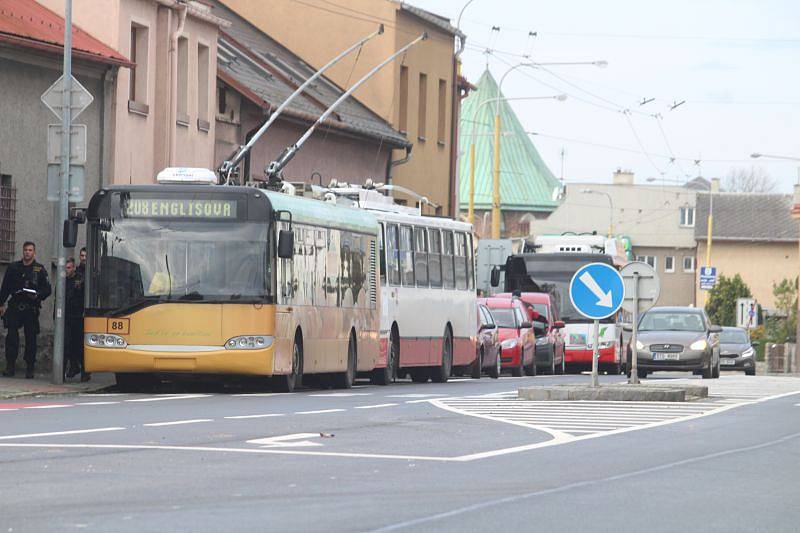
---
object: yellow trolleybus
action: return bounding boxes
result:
[83,169,380,392]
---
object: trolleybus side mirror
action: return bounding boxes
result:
[63,219,79,248]
[278,230,294,259]
[490,266,500,287]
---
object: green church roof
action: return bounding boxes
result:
[459,70,561,212]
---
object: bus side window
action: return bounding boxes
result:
[378,223,386,285]
[386,224,400,286]
[399,225,415,286]
[413,226,428,287]
[454,232,467,290]
[428,228,442,288]
[327,229,340,307]
[442,230,455,289]
[467,233,475,290]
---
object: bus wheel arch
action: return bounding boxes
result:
[333,328,357,389]
[273,328,303,392]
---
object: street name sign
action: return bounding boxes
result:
[41,74,94,121]
[569,262,625,320]
[699,266,717,290]
[621,261,660,315]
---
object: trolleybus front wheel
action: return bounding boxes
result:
[431,328,453,383]
[274,335,303,392]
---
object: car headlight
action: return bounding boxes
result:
[500,338,518,349]
[86,333,127,349]
[225,336,273,350]
[690,339,708,351]
[741,348,754,358]
[636,340,645,350]
[535,337,549,346]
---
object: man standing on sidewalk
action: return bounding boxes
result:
[0,242,52,378]
[64,257,87,381]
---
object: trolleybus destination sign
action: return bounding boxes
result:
[123,198,238,219]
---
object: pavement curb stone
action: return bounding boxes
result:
[0,373,115,399]
[517,384,708,402]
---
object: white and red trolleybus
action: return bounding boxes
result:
[323,185,477,384]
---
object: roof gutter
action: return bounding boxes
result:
[386,144,412,185]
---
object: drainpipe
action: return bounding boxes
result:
[385,145,412,186]
[168,1,188,166]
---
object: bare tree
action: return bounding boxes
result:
[723,166,776,193]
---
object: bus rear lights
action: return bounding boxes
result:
[225,336,273,350]
[86,333,127,349]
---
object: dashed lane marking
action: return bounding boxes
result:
[142,419,213,427]
[223,414,285,419]
[125,394,212,403]
[24,404,71,409]
[76,401,120,406]
[295,409,346,415]
[309,393,372,397]
[0,427,126,440]
[386,394,448,399]
[354,403,398,409]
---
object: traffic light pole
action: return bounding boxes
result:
[52,0,72,384]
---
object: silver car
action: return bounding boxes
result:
[626,307,722,379]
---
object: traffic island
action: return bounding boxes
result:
[518,383,708,402]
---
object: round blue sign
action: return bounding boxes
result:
[569,262,625,320]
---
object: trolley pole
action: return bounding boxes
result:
[52,0,72,384]
[591,319,600,388]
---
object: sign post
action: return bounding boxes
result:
[621,262,660,385]
[569,263,625,387]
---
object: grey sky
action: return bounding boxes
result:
[410,0,800,191]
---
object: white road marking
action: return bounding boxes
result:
[405,398,454,404]
[24,405,71,409]
[247,433,324,448]
[224,414,285,420]
[295,409,346,415]
[386,394,448,399]
[0,427,125,440]
[75,401,120,406]
[232,393,284,397]
[354,403,398,409]
[126,394,211,403]
[0,408,19,412]
[143,419,213,427]
[309,393,371,397]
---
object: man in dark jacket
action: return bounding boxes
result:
[0,242,52,378]
[64,257,86,380]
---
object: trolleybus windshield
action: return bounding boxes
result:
[88,218,269,312]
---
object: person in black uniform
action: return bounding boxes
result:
[64,258,87,380]
[0,242,52,378]
[76,247,86,278]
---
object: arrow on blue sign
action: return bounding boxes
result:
[569,262,625,320]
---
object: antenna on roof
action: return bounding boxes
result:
[264,33,428,189]
[216,25,385,185]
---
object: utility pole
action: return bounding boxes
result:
[491,112,501,238]
[52,0,72,384]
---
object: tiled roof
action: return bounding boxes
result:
[0,0,131,67]
[213,0,409,149]
[695,193,799,242]
[459,70,560,211]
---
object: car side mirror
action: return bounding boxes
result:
[709,325,723,333]
[480,323,497,331]
[490,266,500,287]
[520,321,532,329]
[278,230,294,259]
[554,320,565,329]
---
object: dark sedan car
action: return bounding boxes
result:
[627,307,722,379]
[719,327,757,375]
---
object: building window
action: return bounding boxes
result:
[418,73,427,141]
[217,86,227,115]
[399,66,408,133]
[197,43,210,130]
[129,23,149,111]
[636,255,656,269]
[664,256,675,273]
[437,79,447,146]
[0,174,16,263]
[683,256,696,272]
[176,36,189,124]
[680,206,695,227]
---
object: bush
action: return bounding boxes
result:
[705,274,752,326]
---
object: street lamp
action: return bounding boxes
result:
[581,188,614,237]
[484,60,606,238]
[467,94,567,227]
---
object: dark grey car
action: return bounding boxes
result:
[719,327,757,375]
[626,307,722,379]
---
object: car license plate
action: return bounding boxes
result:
[720,358,736,366]
[652,352,679,361]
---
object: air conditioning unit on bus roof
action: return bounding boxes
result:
[157,167,217,185]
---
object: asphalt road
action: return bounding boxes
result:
[1,372,799,532]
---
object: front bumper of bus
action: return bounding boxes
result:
[84,344,276,376]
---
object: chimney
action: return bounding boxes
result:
[612,168,634,185]
[711,178,721,193]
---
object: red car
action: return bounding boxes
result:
[479,297,536,376]
[496,292,566,375]
[471,303,501,379]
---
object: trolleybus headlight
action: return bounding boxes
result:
[225,336,273,350]
[85,333,127,349]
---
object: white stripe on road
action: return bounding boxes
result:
[224,414,285,420]
[0,427,126,440]
[232,393,284,397]
[309,393,371,397]
[76,402,120,406]
[0,409,19,412]
[295,409,346,415]
[24,405,71,409]
[126,394,211,403]
[142,419,213,427]
[386,394,448,399]
[354,403,398,409]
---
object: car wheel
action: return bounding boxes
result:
[273,335,303,392]
[471,348,483,379]
[637,369,648,379]
[701,358,713,379]
[745,367,756,376]
[489,350,501,379]
[557,354,565,375]
[712,359,720,379]
[511,353,524,377]
[332,332,357,389]
[525,348,537,376]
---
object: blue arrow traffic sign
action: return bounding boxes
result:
[569,262,625,320]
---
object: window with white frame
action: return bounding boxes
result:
[636,255,656,269]
[680,206,695,227]
[664,256,675,273]
[683,256,696,272]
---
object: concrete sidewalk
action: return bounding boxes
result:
[0,372,114,399]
